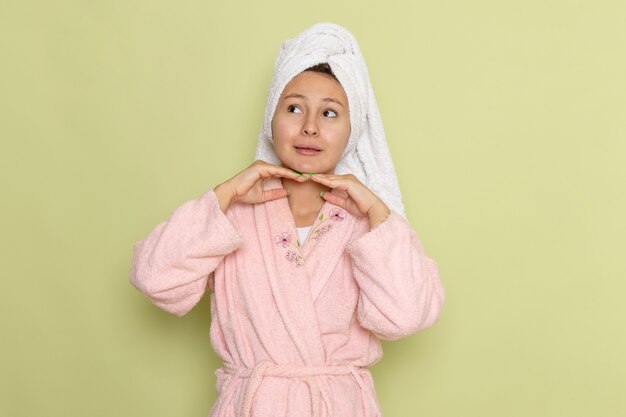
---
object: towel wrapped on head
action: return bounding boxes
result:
[255,22,406,218]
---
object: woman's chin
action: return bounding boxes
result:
[280,159,334,175]
[283,161,314,174]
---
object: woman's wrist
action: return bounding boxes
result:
[214,181,236,213]
[367,201,391,230]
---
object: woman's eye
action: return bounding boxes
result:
[323,109,337,118]
[287,105,302,113]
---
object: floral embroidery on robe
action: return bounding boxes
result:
[274,232,304,267]
[274,208,348,267]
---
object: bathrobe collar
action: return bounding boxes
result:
[253,177,357,365]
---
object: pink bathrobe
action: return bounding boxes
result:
[130,178,444,417]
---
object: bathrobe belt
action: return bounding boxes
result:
[220,360,379,417]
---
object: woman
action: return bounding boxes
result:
[130,22,444,417]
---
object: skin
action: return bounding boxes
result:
[214,70,390,229]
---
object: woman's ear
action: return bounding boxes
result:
[269,116,276,140]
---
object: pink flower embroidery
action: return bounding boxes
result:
[275,232,292,248]
[285,250,304,267]
[276,233,304,267]
[329,208,346,221]
[275,208,346,267]
[312,223,332,240]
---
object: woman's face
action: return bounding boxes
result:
[271,70,350,175]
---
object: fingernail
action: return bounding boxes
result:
[291,169,303,176]
[309,172,315,176]
[319,191,325,197]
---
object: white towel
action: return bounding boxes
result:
[255,22,406,218]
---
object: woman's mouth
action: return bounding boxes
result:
[294,146,322,156]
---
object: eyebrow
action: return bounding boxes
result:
[281,93,345,108]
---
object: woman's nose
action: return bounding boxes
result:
[302,114,319,136]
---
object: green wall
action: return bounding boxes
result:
[2,1,624,416]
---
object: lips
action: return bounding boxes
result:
[294,145,322,151]
[294,145,322,156]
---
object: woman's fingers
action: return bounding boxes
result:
[307,174,350,190]
[321,190,362,217]
[321,191,348,209]
[320,190,341,205]
[261,188,288,202]
[255,161,307,182]
[311,173,380,217]
[222,161,309,207]
[308,173,368,194]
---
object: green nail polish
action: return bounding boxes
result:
[319,191,325,197]
[309,172,315,176]
[292,170,302,176]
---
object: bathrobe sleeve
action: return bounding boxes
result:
[129,188,243,316]
[346,211,444,341]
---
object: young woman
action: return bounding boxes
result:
[130,22,444,417]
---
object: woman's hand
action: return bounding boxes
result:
[306,173,391,230]
[214,160,307,212]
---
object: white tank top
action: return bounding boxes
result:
[296,225,313,246]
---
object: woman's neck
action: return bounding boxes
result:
[281,177,330,227]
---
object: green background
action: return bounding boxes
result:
[2,1,624,416]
